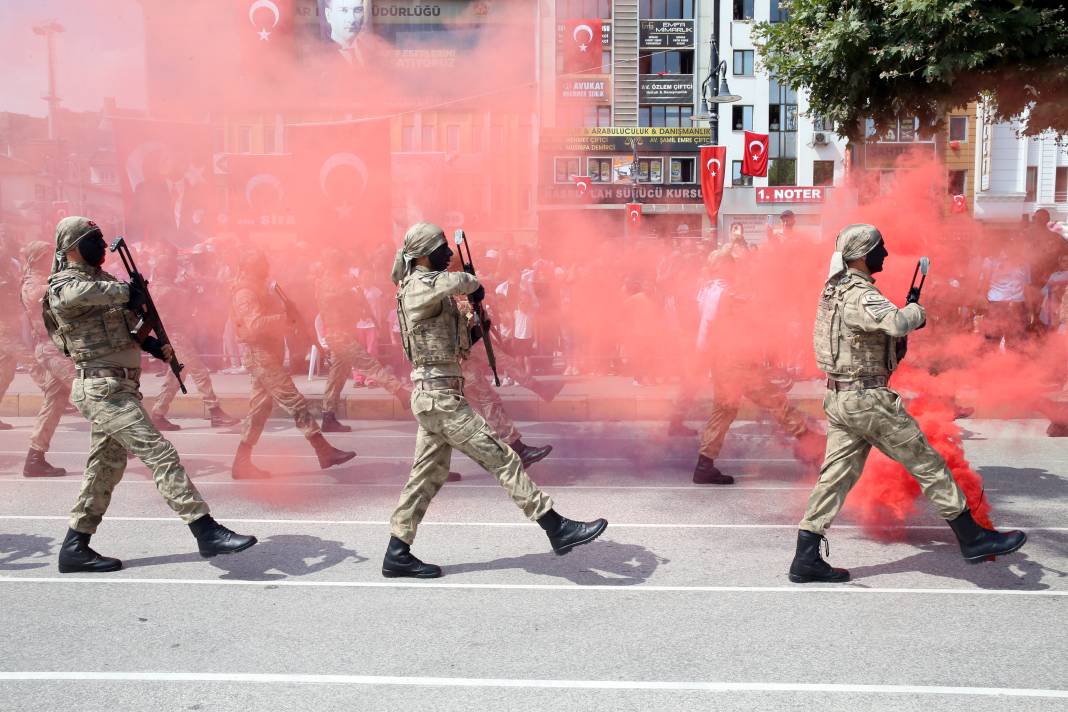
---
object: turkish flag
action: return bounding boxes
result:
[112,117,215,247]
[625,202,642,229]
[563,19,602,73]
[699,146,727,221]
[287,119,392,244]
[574,175,593,202]
[742,131,769,177]
[237,0,296,68]
[951,194,967,213]
[225,154,295,230]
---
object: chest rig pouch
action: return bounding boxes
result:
[45,270,134,362]
[397,275,471,367]
[813,280,842,374]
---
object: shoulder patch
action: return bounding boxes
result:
[861,291,897,321]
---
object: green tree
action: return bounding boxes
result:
[753,1,1068,140]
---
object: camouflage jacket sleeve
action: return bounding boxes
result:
[842,282,926,337]
[404,271,480,316]
[232,285,286,335]
[52,274,130,309]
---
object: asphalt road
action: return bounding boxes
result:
[0,415,1065,711]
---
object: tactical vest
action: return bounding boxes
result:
[44,268,135,363]
[397,274,471,367]
[813,276,897,379]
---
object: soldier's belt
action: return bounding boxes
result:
[415,377,464,391]
[826,376,888,392]
[77,367,142,381]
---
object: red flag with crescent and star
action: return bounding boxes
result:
[573,175,593,202]
[563,19,602,73]
[287,119,392,240]
[225,154,295,231]
[625,202,642,229]
[951,194,967,213]
[699,145,727,221]
[742,130,769,177]
[237,0,296,79]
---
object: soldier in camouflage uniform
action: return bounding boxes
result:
[0,226,43,432]
[382,223,607,578]
[147,253,238,431]
[790,224,1026,583]
[44,216,257,573]
[19,240,75,477]
[230,250,355,479]
[314,250,410,432]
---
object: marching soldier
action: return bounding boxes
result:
[230,250,355,479]
[384,222,606,578]
[44,217,256,572]
[790,224,1026,583]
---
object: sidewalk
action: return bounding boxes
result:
[2,372,1063,421]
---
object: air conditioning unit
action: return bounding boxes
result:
[813,132,829,146]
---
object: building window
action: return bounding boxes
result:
[866,117,926,143]
[641,50,694,74]
[601,49,612,74]
[733,0,754,21]
[770,0,789,22]
[1024,166,1038,202]
[263,127,276,154]
[732,50,754,76]
[555,157,581,183]
[1056,167,1068,203]
[768,158,797,186]
[732,161,752,187]
[640,0,694,18]
[813,160,835,186]
[949,116,968,142]
[558,0,612,19]
[446,125,461,153]
[421,126,435,150]
[769,76,798,161]
[670,157,696,183]
[732,105,753,131]
[948,169,967,196]
[637,157,663,183]
[582,105,612,128]
[640,105,692,127]
[589,157,612,182]
[812,115,833,132]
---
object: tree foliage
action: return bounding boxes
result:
[752,0,1068,140]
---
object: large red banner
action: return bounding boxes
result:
[563,19,603,74]
[112,118,215,247]
[742,130,769,177]
[225,154,295,230]
[286,119,392,243]
[699,146,727,221]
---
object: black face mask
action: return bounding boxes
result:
[865,241,888,274]
[427,243,453,272]
[78,233,107,268]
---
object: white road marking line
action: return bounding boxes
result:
[0,576,1063,597]
[1,515,1063,531]
[0,672,1065,698]
[0,480,817,490]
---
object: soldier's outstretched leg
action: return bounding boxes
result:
[695,386,739,485]
[464,358,552,468]
[24,367,70,477]
[151,336,238,431]
[322,336,410,433]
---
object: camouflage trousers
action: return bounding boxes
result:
[29,341,74,452]
[68,376,209,533]
[240,344,320,446]
[700,365,808,459]
[799,387,967,535]
[390,386,553,544]
[0,331,44,401]
[151,332,220,418]
[462,357,520,444]
[322,331,405,414]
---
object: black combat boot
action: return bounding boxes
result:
[510,439,553,468]
[446,472,463,482]
[382,536,442,578]
[788,530,850,583]
[537,509,608,555]
[208,406,239,427]
[693,455,734,485]
[189,515,257,558]
[231,442,271,480]
[321,412,352,433]
[1047,422,1068,437]
[667,419,697,437]
[530,379,565,403]
[309,433,356,469]
[0,420,12,430]
[947,509,1027,562]
[58,528,122,573]
[23,448,65,477]
[152,415,181,431]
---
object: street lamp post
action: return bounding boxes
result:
[33,20,64,142]
[691,35,741,242]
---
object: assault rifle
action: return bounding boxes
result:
[454,229,500,387]
[271,281,317,349]
[109,237,186,393]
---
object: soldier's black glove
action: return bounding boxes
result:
[126,281,148,312]
[469,285,485,303]
[140,335,167,361]
[463,263,476,276]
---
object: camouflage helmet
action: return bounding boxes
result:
[391,222,446,284]
[51,216,103,275]
[827,223,883,280]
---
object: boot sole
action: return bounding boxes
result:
[553,521,608,556]
[199,536,258,559]
[788,572,851,584]
[23,471,67,478]
[381,568,442,579]
[59,561,123,573]
[964,533,1027,563]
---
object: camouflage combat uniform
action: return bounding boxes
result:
[390,265,553,544]
[799,267,967,535]
[45,224,209,534]
[0,259,44,417]
[149,277,222,419]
